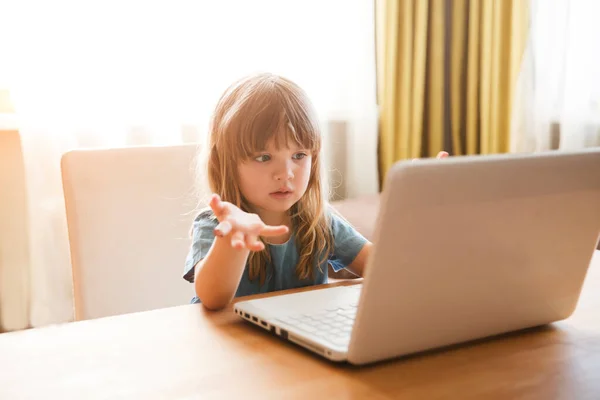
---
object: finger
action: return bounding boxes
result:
[230,231,246,250]
[209,194,226,217]
[209,193,220,207]
[260,225,289,237]
[245,234,264,252]
[437,151,449,159]
[214,220,232,237]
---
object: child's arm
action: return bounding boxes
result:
[194,195,288,311]
[346,241,373,277]
[194,235,251,311]
[327,208,371,279]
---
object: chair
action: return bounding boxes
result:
[61,144,202,320]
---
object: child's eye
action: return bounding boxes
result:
[254,154,271,162]
[292,152,308,160]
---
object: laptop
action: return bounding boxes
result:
[234,149,600,365]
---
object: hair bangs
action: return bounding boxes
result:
[225,82,321,160]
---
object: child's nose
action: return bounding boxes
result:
[274,162,294,181]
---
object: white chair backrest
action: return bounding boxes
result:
[61,144,204,320]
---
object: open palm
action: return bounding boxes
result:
[209,194,288,251]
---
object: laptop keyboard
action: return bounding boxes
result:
[275,303,358,348]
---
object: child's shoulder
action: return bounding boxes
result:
[325,203,350,227]
[192,207,218,228]
[194,207,216,220]
[325,202,367,240]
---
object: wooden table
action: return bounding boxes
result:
[1,251,599,399]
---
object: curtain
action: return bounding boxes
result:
[376,0,529,183]
[511,0,600,152]
[0,0,378,331]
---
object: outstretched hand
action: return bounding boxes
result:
[209,194,289,252]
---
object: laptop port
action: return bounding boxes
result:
[280,329,288,340]
[260,320,268,327]
[252,316,258,322]
[244,313,250,319]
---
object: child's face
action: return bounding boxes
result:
[237,138,312,215]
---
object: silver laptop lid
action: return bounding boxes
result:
[349,149,600,365]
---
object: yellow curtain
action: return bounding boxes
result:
[376,0,529,183]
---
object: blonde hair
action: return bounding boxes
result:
[198,72,333,285]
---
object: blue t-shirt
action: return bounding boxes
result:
[182,207,367,303]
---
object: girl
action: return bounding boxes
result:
[183,72,445,310]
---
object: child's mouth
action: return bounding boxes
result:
[270,189,293,199]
